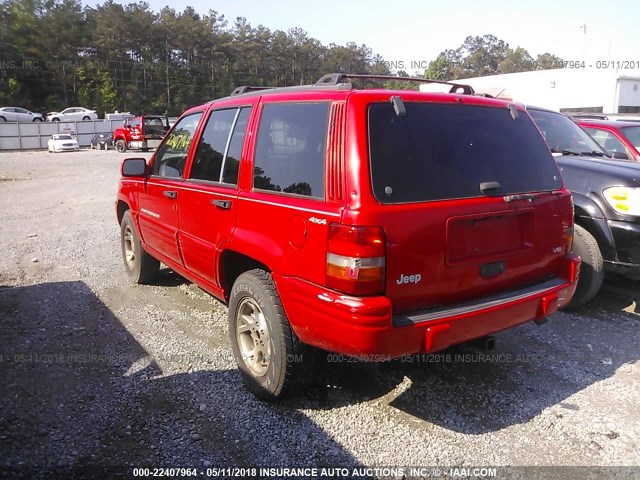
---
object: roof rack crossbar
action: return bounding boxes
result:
[314,73,475,95]
[231,86,273,96]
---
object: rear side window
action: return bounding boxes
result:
[368,103,562,203]
[191,109,236,182]
[621,125,640,149]
[190,107,250,185]
[253,102,329,199]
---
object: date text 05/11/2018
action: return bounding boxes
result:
[558,60,640,69]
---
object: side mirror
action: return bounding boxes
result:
[612,152,629,160]
[122,158,147,177]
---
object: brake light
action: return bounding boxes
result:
[326,224,385,295]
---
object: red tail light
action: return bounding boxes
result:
[326,224,385,295]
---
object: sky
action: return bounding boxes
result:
[92,0,640,75]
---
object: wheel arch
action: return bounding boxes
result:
[218,249,270,302]
[572,193,617,262]
[116,200,130,225]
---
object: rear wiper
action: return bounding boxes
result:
[479,181,501,194]
[550,148,581,156]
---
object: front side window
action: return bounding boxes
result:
[253,102,329,199]
[152,112,203,178]
[190,107,251,185]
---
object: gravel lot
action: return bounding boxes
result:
[0,150,639,477]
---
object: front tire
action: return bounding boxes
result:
[567,224,604,308]
[120,210,160,284]
[115,139,127,153]
[228,269,316,401]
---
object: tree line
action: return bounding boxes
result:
[0,0,563,116]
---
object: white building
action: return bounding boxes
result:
[420,68,640,117]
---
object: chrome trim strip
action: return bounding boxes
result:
[394,277,565,327]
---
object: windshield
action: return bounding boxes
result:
[621,126,640,150]
[368,102,562,203]
[527,109,606,156]
[56,135,72,140]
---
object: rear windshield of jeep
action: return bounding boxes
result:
[368,102,562,203]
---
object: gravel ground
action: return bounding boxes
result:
[0,150,639,478]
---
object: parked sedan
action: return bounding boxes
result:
[90,133,113,150]
[46,107,98,122]
[0,107,44,122]
[48,134,79,153]
[577,119,640,161]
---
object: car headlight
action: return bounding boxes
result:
[603,186,640,216]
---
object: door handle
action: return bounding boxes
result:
[163,190,177,199]
[211,199,232,209]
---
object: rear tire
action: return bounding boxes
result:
[567,224,604,308]
[228,269,316,401]
[120,210,160,284]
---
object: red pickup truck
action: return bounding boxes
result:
[112,115,169,153]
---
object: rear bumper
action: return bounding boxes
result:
[275,253,580,359]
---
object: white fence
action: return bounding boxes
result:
[0,118,178,151]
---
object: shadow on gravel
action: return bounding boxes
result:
[290,276,640,435]
[0,281,363,469]
[583,274,640,315]
[152,268,192,288]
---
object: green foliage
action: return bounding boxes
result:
[383,70,418,90]
[425,35,563,81]
[0,0,390,115]
[425,54,453,80]
[1,3,565,114]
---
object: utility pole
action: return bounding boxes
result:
[580,24,587,60]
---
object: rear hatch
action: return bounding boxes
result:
[366,100,572,313]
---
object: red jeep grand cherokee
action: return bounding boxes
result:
[116,73,580,400]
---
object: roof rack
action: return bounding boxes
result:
[230,86,273,96]
[314,73,475,95]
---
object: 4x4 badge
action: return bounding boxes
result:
[309,217,327,225]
